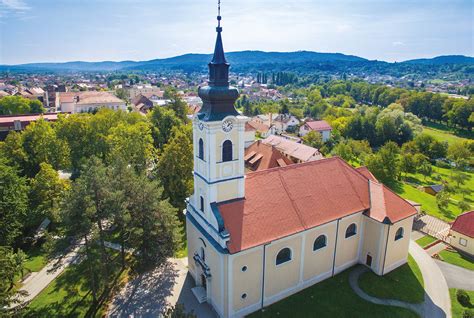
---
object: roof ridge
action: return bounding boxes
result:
[337,159,369,209]
[245,156,339,178]
[277,169,308,229]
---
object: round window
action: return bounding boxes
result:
[242,266,248,272]
[241,293,247,299]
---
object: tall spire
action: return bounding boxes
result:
[197,0,239,121]
[211,0,227,64]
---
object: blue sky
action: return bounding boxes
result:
[0,0,472,64]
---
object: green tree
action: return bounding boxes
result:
[302,130,324,149]
[21,119,70,176]
[0,247,27,312]
[29,162,69,226]
[436,191,450,210]
[367,141,400,183]
[0,159,29,246]
[399,153,416,178]
[149,107,181,149]
[107,121,155,171]
[164,87,188,122]
[447,141,472,169]
[155,125,193,212]
[0,95,45,115]
[458,200,470,213]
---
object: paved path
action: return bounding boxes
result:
[435,260,474,291]
[108,258,216,318]
[349,241,451,318]
[425,242,447,256]
[411,230,425,241]
[349,266,423,316]
[409,240,451,318]
[17,244,81,304]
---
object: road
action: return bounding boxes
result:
[435,260,474,291]
[409,240,452,318]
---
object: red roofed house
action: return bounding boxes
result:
[299,120,332,142]
[449,211,474,256]
[185,17,417,318]
[57,91,126,114]
[0,113,63,139]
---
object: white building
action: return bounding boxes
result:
[57,92,126,113]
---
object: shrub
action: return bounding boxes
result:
[463,308,474,318]
[457,289,471,307]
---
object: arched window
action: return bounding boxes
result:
[313,235,327,251]
[345,223,357,238]
[198,138,204,160]
[222,140,233,162]
[200,196,204,212]
[276,248,292,265]
[200,247,205,262]
[395,227,404,241]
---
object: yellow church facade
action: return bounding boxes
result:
[185,11,417,318]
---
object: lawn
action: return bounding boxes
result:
[438,249,474,271]
[14,244,49,286]
[449,289,474,318]
[248,267,418,318]
[393,182,459,221]
[25,253,127,318]
[422,122,473,144]
[415,235,438,248]
[358,255,424,304]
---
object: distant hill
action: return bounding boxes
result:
[0,51,367,72]
[0,52,472,77]
[403,55,474,65]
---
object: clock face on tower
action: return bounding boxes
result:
[222,120,233,132]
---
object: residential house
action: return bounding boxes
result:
[244,140,293,171]
[273,114,300,134]
[261,135,324,163]
[449,211,474,256]
[299,120,332,142]
[246,119,274,138]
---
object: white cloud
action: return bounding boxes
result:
[392,41,405,46]
[0,0,30,18]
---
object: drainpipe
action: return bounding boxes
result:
[331,218,341,276]
[381,225,391,275]
[260,243,269,310]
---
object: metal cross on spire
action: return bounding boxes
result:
[217,0,222,30]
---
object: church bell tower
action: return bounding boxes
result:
[188,4,247,246]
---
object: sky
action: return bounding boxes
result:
[0,0,473,65]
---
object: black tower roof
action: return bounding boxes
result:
[197,2,239,122]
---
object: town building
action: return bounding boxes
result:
[0,113,62,139]
[57,91,126,113]
[272,114,300,134]
[261,135,323,163]
[128,84,164,101]
[449,211,474,256]
[244,140,293,171]
[185,12,417,318]
[299,120,332,142]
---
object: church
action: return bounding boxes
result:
[185,10,418,318]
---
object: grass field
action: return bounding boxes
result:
[422,122,473,144]
[358,255,424,304]
[415,235,438,248]
[248,267,418,318]
[438,250,474,271]
[26,253,127,318]
[449,289,474,318]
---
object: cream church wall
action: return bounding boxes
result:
[302,221,337,281]
[334,212,363,274]
[360,217,385,275]
[186,218,228,317]
[383,216,414,274]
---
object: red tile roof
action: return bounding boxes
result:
[218,157,417,253]
[262,135,323,162]
[247,120,271,133]
[356,166,378,182]
[305,120,332,131]
[244,141,293,171]
[0,113,62,127]
[451,211,474,238]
